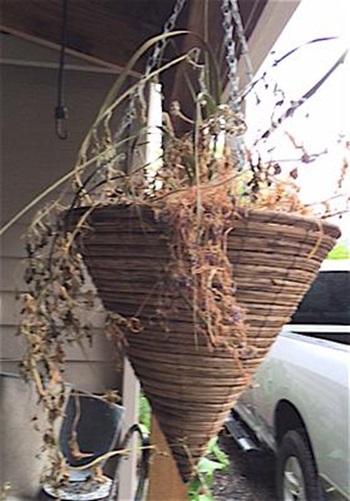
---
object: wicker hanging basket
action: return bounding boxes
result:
[68,204,340,482]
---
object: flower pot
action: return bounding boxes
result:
[68,204,340,481]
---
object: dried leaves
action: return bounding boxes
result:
[19,206,100,485]
[18,98,315,488]
[162,184,248,355]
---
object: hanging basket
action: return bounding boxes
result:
[68,204,340,482]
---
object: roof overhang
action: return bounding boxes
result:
[0,0,300,130]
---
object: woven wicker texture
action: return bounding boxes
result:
[70,205,340,482]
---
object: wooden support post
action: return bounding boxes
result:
[118,359,140,501]
[119,81,166,500]
[147,416,188,501]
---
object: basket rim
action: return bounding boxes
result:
[67,203,341,238]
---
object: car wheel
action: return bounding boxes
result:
[276,429,324,501]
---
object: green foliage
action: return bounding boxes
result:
[327,241,350,260]
[138,392,152,434]
[137,395,229,500]
[188,436,229,501]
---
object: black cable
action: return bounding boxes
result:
[55,0,69,140]
[108,423,150,501]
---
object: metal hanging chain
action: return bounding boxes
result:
[229,0,253,84]
[221,0,240,112]
[115,0,187,141]
[145,0,187,75]
[221,0,253,169]
[221,0,253,112]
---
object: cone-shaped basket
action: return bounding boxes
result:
[69,204,340,482]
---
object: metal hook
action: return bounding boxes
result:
[55,105,68,140]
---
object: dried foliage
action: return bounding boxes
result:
[18,105,312,486]
[11,34,347,489]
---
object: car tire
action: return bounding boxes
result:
[276,429,324,501]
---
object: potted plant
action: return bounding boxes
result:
[11,13,342,495]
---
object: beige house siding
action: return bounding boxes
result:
[0,35,122,393]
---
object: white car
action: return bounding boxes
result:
[226,260,350,501]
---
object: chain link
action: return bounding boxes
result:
[115,0,251,170]
[221,0,253,168]
[145,0,186,76]
[229,0,253,83]
[115,0,186,141]
[221,0,239,111]
[221,0,253,111]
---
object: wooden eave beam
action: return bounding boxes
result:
[0,0,270,124]
[0,0,164,76]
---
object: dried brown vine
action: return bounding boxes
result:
[12,33,347,490]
